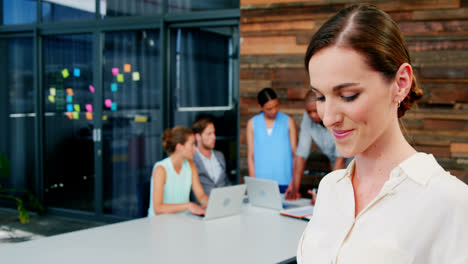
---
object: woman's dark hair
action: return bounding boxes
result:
[304,4,423,118]
[257,88,278,107]
[161,126,193,154]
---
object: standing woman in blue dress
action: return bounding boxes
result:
[148,126,208,216]
[246,88,298,193]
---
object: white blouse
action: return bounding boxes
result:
[297,152,468,264]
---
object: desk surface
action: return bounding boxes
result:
[0,202,309,264]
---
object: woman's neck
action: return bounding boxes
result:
[170,154,185,173]
[264,114,276,128]
[354,120,416,184]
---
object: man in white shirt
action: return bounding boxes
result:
[192,116,230,197]
[285,90,347,201]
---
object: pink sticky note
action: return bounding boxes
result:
[85,104,93,112]
[105,99,112,108]
[112,68,119,76]
[89,85,95,93]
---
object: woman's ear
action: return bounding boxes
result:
[174,143,182,152]
[393,63,413,102]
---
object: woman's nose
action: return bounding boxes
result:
[320,101,340,128]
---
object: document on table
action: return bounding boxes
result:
[280,205,314,219]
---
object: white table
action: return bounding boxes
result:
[0,202,310,264]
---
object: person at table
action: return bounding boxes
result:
[192,115,231,196]
[285,90,347,201]
[297,4,468,263]
[148,126,208,216]
[246,88,297,193]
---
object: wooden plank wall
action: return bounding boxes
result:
[239,0,468,183]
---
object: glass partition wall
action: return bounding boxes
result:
[0,0,239,221]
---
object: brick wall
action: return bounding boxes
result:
[239,0,468,183]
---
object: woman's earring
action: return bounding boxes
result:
[398,100,401,108]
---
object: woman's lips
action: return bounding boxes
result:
[332,129,353,139]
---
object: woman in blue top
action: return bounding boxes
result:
[148,126,208,216]
[246,88,297,193]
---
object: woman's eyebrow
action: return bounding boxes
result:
[333,83,359,92]
[309,83,359,93]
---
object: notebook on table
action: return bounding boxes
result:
[280,205,314,220]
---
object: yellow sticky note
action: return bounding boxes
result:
[85,112,93,120]
[74,104,80,112]
[132,72,140,81]
[117,74,124,83]
[72,112,79,120]
[102,115,108,121]
[50,88,56,96]
[124,64,131,73]
[62,69,70,79]
[134,115,148,122]
[66,112,73,120]
[48,95,55,103]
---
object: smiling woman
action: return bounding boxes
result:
[297,4,468,264]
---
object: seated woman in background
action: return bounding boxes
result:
[246,88,297,193]
[148,126,208,216]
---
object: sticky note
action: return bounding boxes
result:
[72,112,79,120]
[89,85,95,93]
[73,68,80,77]
[48,95,55,103]
[66,88,74,96]
[66,112,73,120]
[62,69,70,79]
[111,102,117,111]
[66,104,74,112]
[124,64,131,73]
[102,115,108,121]
[105,99,112,108]
[112,68,119,76]
[74,104,80,112]
[132,72,140,81]
[85,104,93,112]
[111,83,118,92]
[50,88,56,96]
[66,95,73,103]
[85,112,93,120]
[117,74,124,83]
[134,116,148,122]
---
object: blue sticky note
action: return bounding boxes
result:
[111,83,118,92]
[74,68,80,77]
[66,104,73,112]
[66,95,73,103]
[111,102,117,111]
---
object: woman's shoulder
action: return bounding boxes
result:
[248,114,262,126]
[277,111,290,119]
[430,170,468,205]
[316,169,348,192]
[322,169,347,183]
[154,157,170,168]
[411,153,468,205]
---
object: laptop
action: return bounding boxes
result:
[244,177,300,211]
[201,184,246,220]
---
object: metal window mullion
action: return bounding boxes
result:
[93,29,104,217]
[34,26,45,202]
